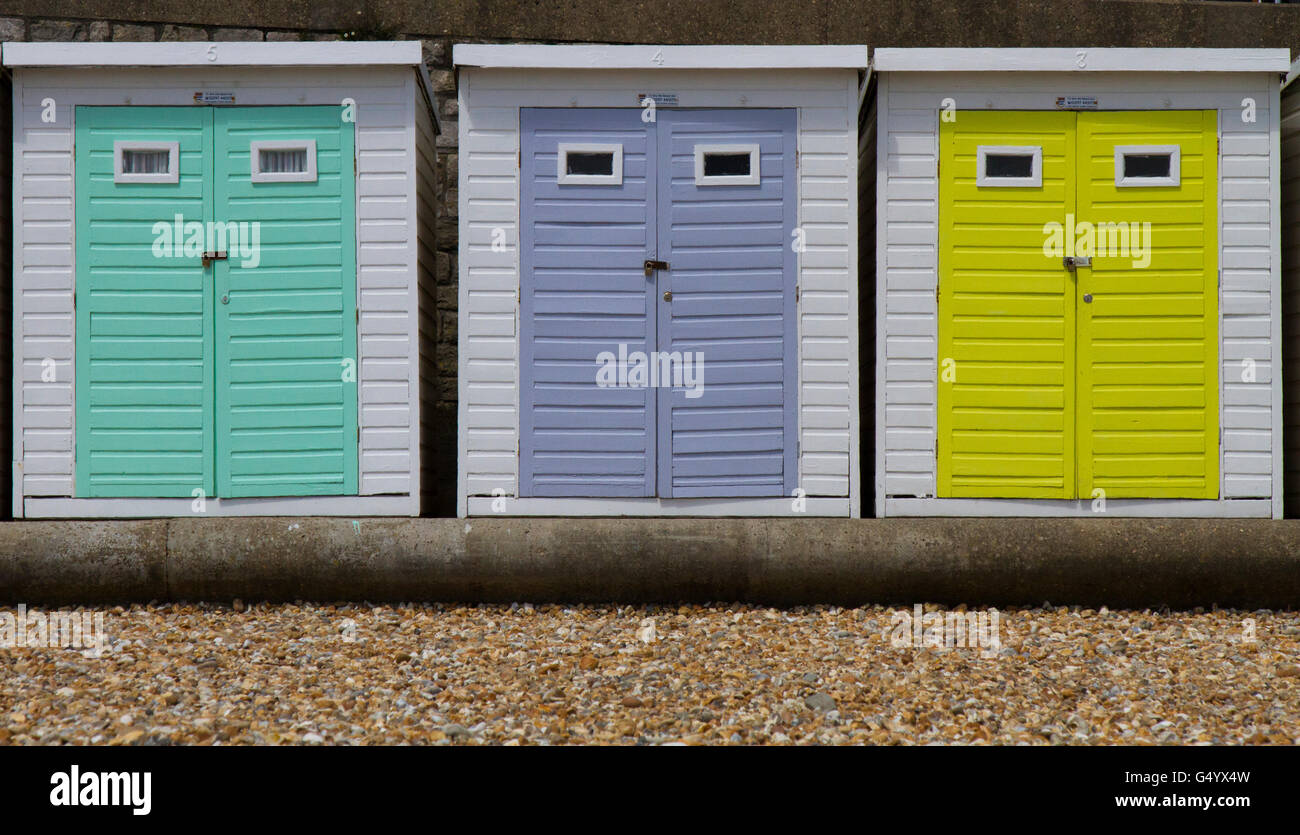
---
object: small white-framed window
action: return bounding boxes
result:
[250,140,318,183]
[976,145,1042,188]
[113,141,179,184]
[694,144,761,186]
[1114,145,1180,187]
[556,143,623,185]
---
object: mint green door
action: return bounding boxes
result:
[74,105,357,499]
[75,107,215,497]
[213,107,357,497]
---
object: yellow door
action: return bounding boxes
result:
[1075,111,1218,499]
[938,111,1076,497]
[937,110,1218,500]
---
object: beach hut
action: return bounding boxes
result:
[869,48,1289,517]
[3,40,439,516]
[455,44,868,517]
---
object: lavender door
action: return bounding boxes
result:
[520,108,796,499]
[520,109,657,496]
[657,109,798,498]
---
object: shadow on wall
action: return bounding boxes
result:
[859,70,877,518]
[1,70,11,520]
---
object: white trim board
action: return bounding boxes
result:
[453,44,869,69]
[25,495,419,518]
[467,497,852,517]
[885,499,1273,518]
[0,41,425,67]
[873,48,1290,74]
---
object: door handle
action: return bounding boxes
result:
[1063,256,1091,271]
[202,251,228,268]
[644,259,669,277]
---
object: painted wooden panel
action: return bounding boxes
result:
[212,106,358,497]
[937,110,1075,498]
[74,106,214,497]
[1075,110,1218,499]
[658,109,797,497]
[519,108,655,497]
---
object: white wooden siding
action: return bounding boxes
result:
[11,66,427,515]
[877,71,1282,517]
[458,67,861,515]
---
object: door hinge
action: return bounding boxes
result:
[795,150,800,169]
[795,284,800,303]
[935,285,940,305]
[517,149,521,168]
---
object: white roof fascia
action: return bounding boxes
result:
[453,43,869,70]
[0,40,425,68]
[873,47,1290,74]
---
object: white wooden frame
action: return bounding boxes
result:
[872,53,1289,520]
[975,144,1042,187]
[249,139,318,184]
[113,140,179,184]
[556,142,623,186]
[1113,144,1181,188]
[456,49,867,518]
[7,63,434,518]
[693,143,761,186]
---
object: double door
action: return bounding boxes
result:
[519,108,798,498]
[74,105,357,498]
[937,110,1218,499]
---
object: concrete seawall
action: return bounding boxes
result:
[2,517,1298,608]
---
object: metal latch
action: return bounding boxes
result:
[644,259,669,276]
[202,251,228,268]
[1063,256,1091,271]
